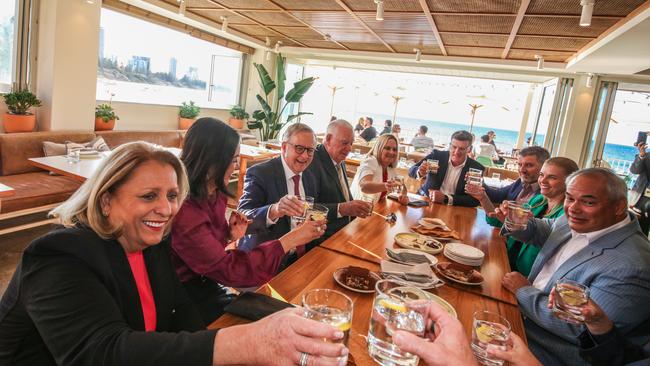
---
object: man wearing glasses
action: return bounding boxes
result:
[238,123,323,267]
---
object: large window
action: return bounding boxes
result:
[97,8,243,108]
[296,64,532,153]
[0,0,16,92]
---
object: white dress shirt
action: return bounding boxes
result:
[350,155,396,203]
[266,156,305,227]
[440,157,466,197]
[532,215,632,289]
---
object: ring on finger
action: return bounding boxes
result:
[299,352,309,366]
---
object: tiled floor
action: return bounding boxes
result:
[0,225,55,296]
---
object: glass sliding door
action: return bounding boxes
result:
[529,79,558,146]
[546,78,574,156]
[580,80,618,168]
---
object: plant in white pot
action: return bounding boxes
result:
[247,53,316,141]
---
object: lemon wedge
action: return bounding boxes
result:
[335,321,351,332]
[475,324,494,343]
[379,299,407,312]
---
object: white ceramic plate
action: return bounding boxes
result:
[444,242,485,260]
[386,286,457,318]
[435,263,484,286]
[394,233,443,254]
[333,268,381,294]
[387,248,438,266]
[426,293,458,318]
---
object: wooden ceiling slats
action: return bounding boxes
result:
[137,0,648,62]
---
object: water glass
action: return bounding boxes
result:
[367,280,427,366]
[360,195,375,216]
[468,168,483,178]
[391,176,405,194]
[552,279,589,324]
[67,149,80,164]
[305,203,328,222]
[291,196,314,228]
[427,159,439,174]
[504,201,531,231]
[471,311,511,366]
[492,173,500,180]
[303,289,353,364]
[354,148,361,157]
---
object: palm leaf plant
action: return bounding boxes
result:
[247,53,316,141]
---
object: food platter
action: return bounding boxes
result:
[435,262,484,286]
[394,233,443,254]
[333,266,381,293]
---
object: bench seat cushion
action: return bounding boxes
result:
[0,172,82,214]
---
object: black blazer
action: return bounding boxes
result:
[238,157,319,251]
[306,144,354,239]
[408,150,483,207]
[0,226,216,366]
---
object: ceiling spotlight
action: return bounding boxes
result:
[580,0,595,27]
[586,73,594,88]
[274,41,282,53]
[85,0,95,4]
[374,0,384,21]
[535,54,544,70]
[220,16,228,32]
[324,33,332,41]
[178,0,186,16]
[414,48,421,62]
[265,50,271,61]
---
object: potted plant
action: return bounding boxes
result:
[2,89,42,133]
[228,105,249,129]
[179,101,200,130]
[95,103,119,131]
[247,53,316,141]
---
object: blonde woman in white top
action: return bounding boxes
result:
[350,134,409,205]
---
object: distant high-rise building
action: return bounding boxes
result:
[169,58,177,79]
[187,66,198,80]
[130,56,150,74]
[98,28,105,60]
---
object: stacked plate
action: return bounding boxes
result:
[443,243,485,266]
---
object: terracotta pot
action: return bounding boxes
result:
[228,117,245,130]
[3,113,36,133]
[95,117,115,131]
[179,117,196,130]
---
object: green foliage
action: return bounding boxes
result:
[179,101,200,119]
[248,53,316,141]
[229,105,249,119]
[2,89,42,115]
[95,103,119,122]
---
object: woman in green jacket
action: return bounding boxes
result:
[484,157,579,275]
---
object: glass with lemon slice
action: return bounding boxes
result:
[367,280,427,366]
[471,311,511,366]
[302,289,353,363]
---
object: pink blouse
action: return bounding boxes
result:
[171,193,285,287]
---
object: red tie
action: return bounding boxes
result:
[292,175,306,257]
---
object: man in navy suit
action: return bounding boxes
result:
[238,123,322,261]
[408,130,483,207]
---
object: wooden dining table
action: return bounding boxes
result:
[209,199,526,365]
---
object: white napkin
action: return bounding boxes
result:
[380,260,444,289]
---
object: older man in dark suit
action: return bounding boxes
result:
[238,123,322,260]
[307,120,373,239]
[408,130,484,207]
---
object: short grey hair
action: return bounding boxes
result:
[282,123,316,143]
[520,146,550,164]
[566,168,628,204]
[326,119,353,135]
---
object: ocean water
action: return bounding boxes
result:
[368,114,637,167]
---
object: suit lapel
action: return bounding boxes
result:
[435,151,449,189]
[527,220,572,281]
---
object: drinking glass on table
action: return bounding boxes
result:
[471,310,511,366]
[503,201,531,231]
[552,279,589,324]
[367,280,428,366]
[291,196,314,228]
[302,289,353,364]
[67,149,80,164]
[354,148,361,157]
[360,195,375,216]
[492,173,500,180]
